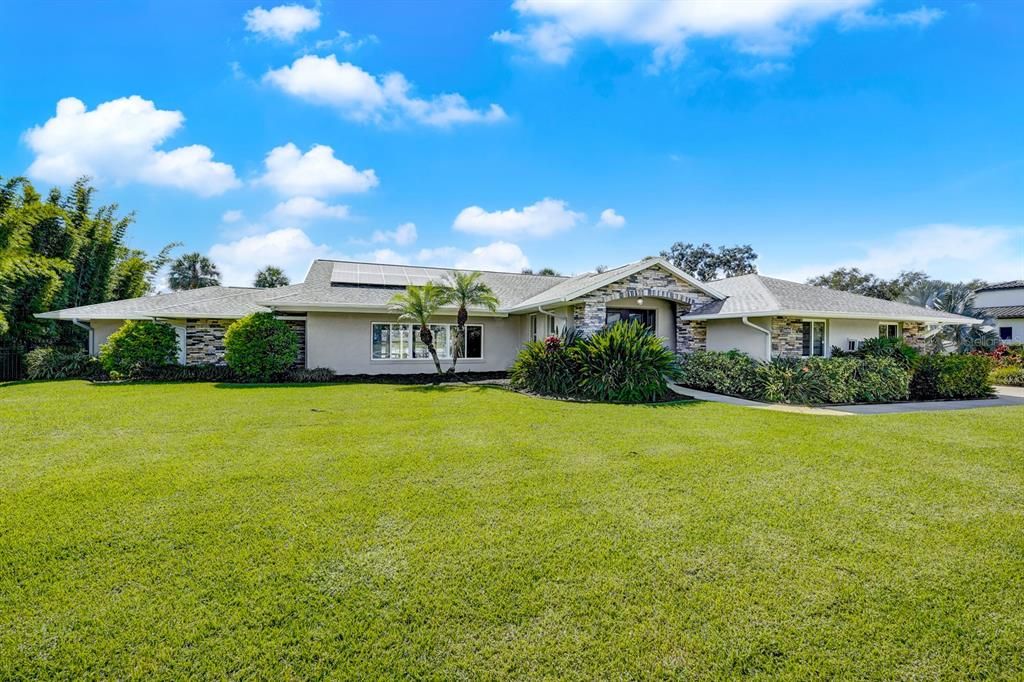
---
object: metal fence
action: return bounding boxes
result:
[0,346,25,381]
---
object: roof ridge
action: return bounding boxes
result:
[313,258,570,279]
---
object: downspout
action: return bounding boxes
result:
[72,319,93,355]
[537,305,558,336]
[741,316,772,361]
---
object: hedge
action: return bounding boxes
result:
[910,354,993,400]
[224,313,299,382]
[98,321,178,377]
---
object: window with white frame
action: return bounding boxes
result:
[879,323,899,339]
[801,320,827,357]
[529,313,555,342]
[372,323,482,360]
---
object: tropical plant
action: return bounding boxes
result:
[509,331,581,397]
[24,347,102,380]
[108,241,181,299]
[570,320,681,402]
[832,336,919,369]
[927,284,998,353]
[388,283,447,375]
[990,366,1024,386]
[254,266,290,288]
[438,270,498,373]
[98,321,179,376]
[224,313,299,382]
[168,252,221,291]
[756,357,829,404]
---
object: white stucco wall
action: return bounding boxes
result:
[827,318,896,353]
[974,288,1024,308]
[995,318,1024,343]
[706,317,772,360]
[90,320,124,355]
[306,312,525,374]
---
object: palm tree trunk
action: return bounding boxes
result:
[420,326,444,375]
[448,325,464,374]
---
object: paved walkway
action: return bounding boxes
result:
[669,384,1024,416]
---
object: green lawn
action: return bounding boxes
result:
[1,381,1022,679]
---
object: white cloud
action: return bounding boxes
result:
[453,198,583,238]
[417,241,530,272]
[263,55,507,127]
[268,196,351,224]
[222,209,245,223]
[735,60,790,78]
[255,143,378,197]
[23,96,239,196]
[372,222,418,246]
[839,6,944,30]
[766,224,1024,284]
[314,30,379,52]
[244,4,320,41]
[598,208,626,228]
[494,0,941,70]
[366,248,409,265]
[209,227,342,286]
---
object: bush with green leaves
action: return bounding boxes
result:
[99,321,178,376]
[990,366,1024,386]
[138,363,241,383]
[282,367,336,383]
[910,354,993,400]
[509,332,581,397]
[677,350,760,398]
[25,347,103,380]
[832,336,919,368]
[570,321,681,403]
[849,356,910,403]
[756,357,830,404]
[224,313,299,382]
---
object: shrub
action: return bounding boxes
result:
[25,347,104,380]
[803,357,858,403]
[224,313,299,382]
[509,332,580,397]
[990,366,1024,386]
[910,354,993,400]
[99,321,178,376]
[974,344,1024,369]
[833,336,919,369]
[570,321,681,403]
[282,367,336,383]
[849,356,910,403]
[755,357,829,405]
[137,363,241,383]
[677,350,760,398]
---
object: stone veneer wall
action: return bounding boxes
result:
[901,322,926,352]
[771,317,805,358]
[185,317,306,367]
[569,265,716,354]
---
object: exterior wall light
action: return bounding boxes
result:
[637,298,644,305]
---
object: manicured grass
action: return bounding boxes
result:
[1,381,1022,679]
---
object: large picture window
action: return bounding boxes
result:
[879,323,899,339]
[801,320,827,357]
[606,308,656,333]
[372,323,482,360]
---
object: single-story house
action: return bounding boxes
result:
[973,280,1024,344]
[36,257,978,373]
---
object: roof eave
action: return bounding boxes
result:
[684,309,983,324]
[267,303,509,317]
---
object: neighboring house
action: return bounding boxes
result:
[973,280,1024,344]
[37,257,977,373]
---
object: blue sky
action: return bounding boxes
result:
[1,0,1021,286]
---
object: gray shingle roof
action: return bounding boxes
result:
[978,305,1024,319]
[35,259,981,325]
[976,280,1024,292]
[687,274,978,323]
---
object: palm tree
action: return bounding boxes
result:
[929,283,998,353]
[439,271,498,373]
[254,266,290,288]
[388,282,447,375]
[168,252,220,291]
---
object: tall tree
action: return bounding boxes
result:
[254,266,290,288]
[388,283,447,375]
[807,268,932,302]
[109,242,181,300]
[660,242,758,281]
[439,270,498,373]
[168,252,221,291]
